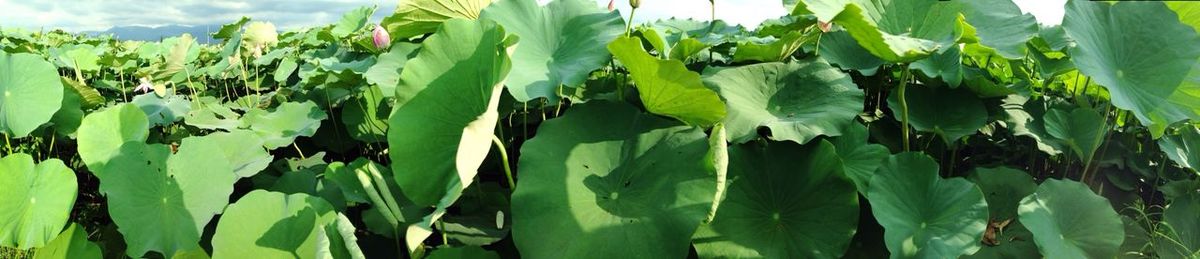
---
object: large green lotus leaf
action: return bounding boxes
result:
[1159,125,1200,171]
[1043,107,1105,165]
[1002,95,1065,156]
[911,44,963,87]
[76,104,149,175]
[0,154,77,249]
[731,31,810,63]
[1018,179,1124,259]
[58,45,100,72]
[887,85,987,144]
[185,97,241,131]
[967,167,1036,220]
[819,30,884,75]
[32,224,101,259]
[796,0,961,62]
[200,130,273,178]
[211,190,338,259]
[341,85,390,143]
[1063,0,1200,132]
[829,122,889,195]
[389,18,513,207]
[479,0,624,101]
[58,76,102,109]
[363,43,420,97]
[608,36,726,126]
[97,137,237,257]
[331,6,373,39]
[512,101,717,258]
[0,52,64,138]
[131,93,191,127]
[49,79,83,136]
[703,60,862,144]
[959,0,1037,59]
[382,0,493,40]
[867,152,988,258]
[692,140,858,258]
[239,101,328,149]
[1159,193,1200,258]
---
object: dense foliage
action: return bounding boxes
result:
[1,0,1199,258]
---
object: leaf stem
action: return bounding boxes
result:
[293,142,306,160]
[625,8,637,37]
[3,132,10,156]
[897,66,912,151]
[491,135,516,190]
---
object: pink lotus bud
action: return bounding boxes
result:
[818,21,832,33]
[373,25,391,49]
[608,0,615,11]
[135,77,153,93]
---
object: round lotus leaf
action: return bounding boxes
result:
[389,18,514,207]
[381,0,493,40]
[76,104,149,174]
[608,36,726,126]
[887,85,987,144]
[97,136,237,258]
[479,0,625,101]
[1064,0,1200,133]
[1158,125,1200,170]
[131,93,191,127]
[511,101,717,258]
[388,18,515,252]
[211,190,337,259]
[341,85,390,143]
[1018,179,1124,259]
[1043,107,1106,165]
[0,154,77,249]
[704,59,864,144]
[0,52,65,138]
[867,152,988,258]
[959,0,1038,59]
[240,101,328,150]
[967,167,1036,220]
[1159,193,1200,258]
[692,140,859,258]
[828,122,889,196]
[797,0,962,62]
[196,130,273,178]
[32,223,101,259]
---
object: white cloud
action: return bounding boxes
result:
[0,0,1068,32]
[1013,0,1067,25]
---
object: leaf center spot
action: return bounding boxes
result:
[771,212,781,221]
[1116,69,1124,78]
[3,91,9,97]
[29,197,35,204]
[608,191,619,200]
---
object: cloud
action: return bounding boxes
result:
[0,0,398,32]
[0,0,1066,32]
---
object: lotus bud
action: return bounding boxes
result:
[373,25,391,49]
[818,21,832,33]
[630,0,640,9]
[608,0,615,11]
[135,77,153,93]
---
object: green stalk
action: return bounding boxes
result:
[3,133,10,155]
[492,135,516,189]
[625,8,637,37]
[897,67,912,151]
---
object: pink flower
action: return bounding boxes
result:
[373,25,391,49]
[818,21,832,33]
[135,77,153,93]
[608,0,615,11]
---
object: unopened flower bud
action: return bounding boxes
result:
[630,0,640,9]
[373,25,391,49]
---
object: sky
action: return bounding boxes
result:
[0,0,1068,32]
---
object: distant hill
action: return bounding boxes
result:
[87,25,220,44]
